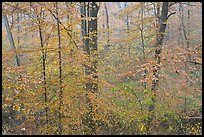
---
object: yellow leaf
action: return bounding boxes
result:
[140,124,145,132]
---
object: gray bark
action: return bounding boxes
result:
[148,2,170,134]
[31,2,48,133]
[55,2,63,135]
[104,3,110,43]
[124,2,130,57]
[3,15,20,66]
[151,2,169,92]
[140,2,147,89]
[80,2,99,134]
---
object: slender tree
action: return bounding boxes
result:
[32,3,48,133]
[140,2,147,89]
[104,3,110,44]
[80,2,99,134]
[124,2,130,57]
[3,15,20,66]
[55,2,63,135]
[148,2,175,134]
[151,2,170,93]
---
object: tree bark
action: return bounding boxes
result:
[33,3,48,133]
[55,2,63,135]
[104,3,110,44]
[80,2,99,134]
[3,15,20,66]
[87,2,99,134]
[140,2,147,90]
[16,3,20,46]
[151,2,169,92]
[148,2,170,134]
[124,2,130,57]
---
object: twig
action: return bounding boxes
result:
[187,61,202,66]
[167,12,176,20]
[43,4,79,50]
[3,2,36,20]
[187,117,202,119]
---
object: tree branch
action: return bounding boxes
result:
[167,11,176,20]
[3,2,36,20]
[43,4,79,50]
[187,61,202,66]
[169,2,178,7]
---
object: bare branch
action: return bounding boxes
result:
[3,2,36,20]
[47,8,79,50]
[167,11,176,20]
[187,61,202,66]
[169,2,178,7]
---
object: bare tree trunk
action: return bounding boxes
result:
[65,2,70,24]
[89,2,99,92]
[166,21,169,41]
[140,2,147,90]
[33,4,48,133]
[3,15,20,66]
[148,2,170,134]
[80,2,89,95]
[3,14,21,133]
[178,3,182,45]
[182,3,191,112]
[16,3,20,46]
[80,2,99,134]
[102,3,105,38]
[55,2,63,135]
[124,2,130,57]
[180,3,185,46]
[88,2,99,134]
[80,2,87,45]
[151,2,169,92]
[187,3,190,47]
[104,3,110,44]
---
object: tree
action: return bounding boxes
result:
[3,15,20,66]
[80,2,99,134]
[104,3,110,44]
[55,2,63,134]
[30,2,49,133]
[139,2,147,89]
[148,2,175,134]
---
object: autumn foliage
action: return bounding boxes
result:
[2,2,202,135]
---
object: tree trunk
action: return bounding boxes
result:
[55,2,63,135]
[34,4,48,133]
[16,3,20,46]
[148,2,169,134]
[151,2,169,92]
[183,3,191,112]
[125,2,130,57]
[87,2,99,134]
[3,15,20,66]
[140,2,147,90]
[80,2,99,134]
[178,3,182,45]
[3,14,21,133]
[104,3,110,44]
